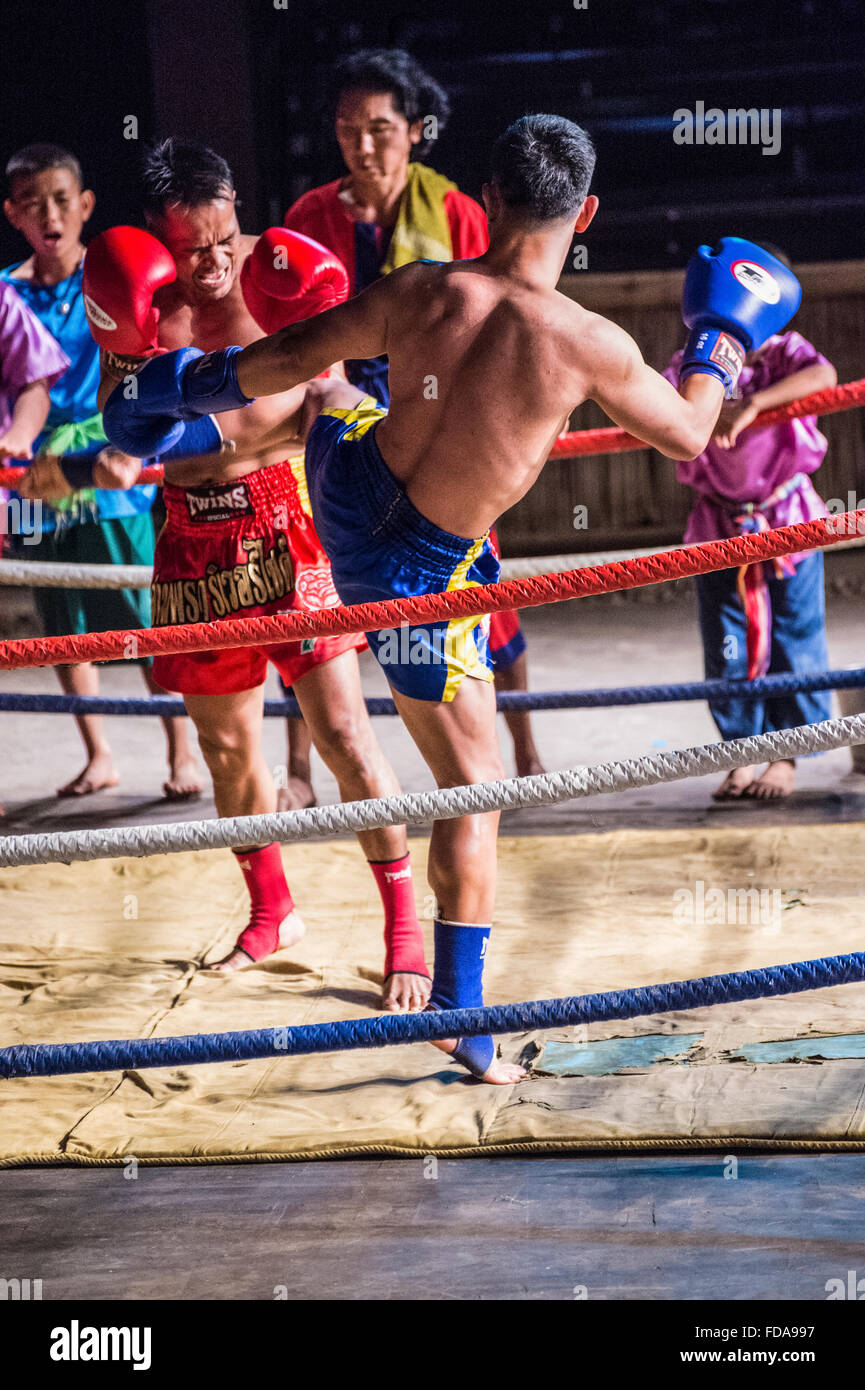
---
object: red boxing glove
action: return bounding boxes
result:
[240,228,349,334]
[83,227,176,357]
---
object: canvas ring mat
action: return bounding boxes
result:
[2,823,865,1165]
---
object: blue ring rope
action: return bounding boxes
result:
[2,951,863,1080]
[1,666,863,719]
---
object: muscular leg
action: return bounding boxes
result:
[391,676,526,1085]
[141,664,202,800]
[493,651,545,778]
[293,651,429,1013]
[184,686,304,970]
[55,662,119,796]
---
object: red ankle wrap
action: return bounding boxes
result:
[369,854,430,979]
[233,843,295,961]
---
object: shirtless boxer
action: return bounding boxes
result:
[102,115,802,1082]
[87,138,429,1011]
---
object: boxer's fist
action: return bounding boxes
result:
[240,228,349,334]
[15,455,73,503]
[92,448,144,490]
[83,227,176,357]
[102,346,252,457]
[103,346,202,457]
[680,238,801,396]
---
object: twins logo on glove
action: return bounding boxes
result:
[729,258,782,304]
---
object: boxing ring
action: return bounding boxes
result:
[2,382,865,1164]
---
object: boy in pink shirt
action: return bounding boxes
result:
[665,294,837,800]
[0,277,69,816]
[0,277,68,464]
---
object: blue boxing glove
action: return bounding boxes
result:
[148,413,225,464]
[59,415,224,488]
[102,345,255,458]
[680,238,801,397]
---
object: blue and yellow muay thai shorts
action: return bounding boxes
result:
[304,401,498,702]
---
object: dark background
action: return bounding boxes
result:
[2,0,864,272]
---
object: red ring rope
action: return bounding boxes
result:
[550,377,865,458]
[1,378,863,488]
[1,510,862,671]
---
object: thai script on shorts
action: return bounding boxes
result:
[152,534,294,626]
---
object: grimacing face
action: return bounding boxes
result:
[4,166,94,260]
[153,196,241,302]
[334,88,422,191]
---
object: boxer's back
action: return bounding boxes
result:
[375,258,593,538]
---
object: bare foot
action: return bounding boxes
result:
[431,1036,527,1084]
[746,759,795,800]
[712,766,755,801]
[57,751,120,797]
[204,910,306,972]
[163,755,203,801]
[276,777,317,812]
[514,751,545,778]
[382,971,431,1013]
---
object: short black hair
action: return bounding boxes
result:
[141,137,234,221]
[6,143,83,196]
[332,48,450,157]
[490,115,595,222]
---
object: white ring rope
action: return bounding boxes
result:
[500,534,865,581]
[0,558,152,589]
[501,545,683,579]
[2,713,863,869]
[0,553,661,590]
[4,533,865,590]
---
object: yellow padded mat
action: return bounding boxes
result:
[2,824,865,1165]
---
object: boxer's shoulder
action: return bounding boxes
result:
[563,304,650,390]
[155,285,195,349]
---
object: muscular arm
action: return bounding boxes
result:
[236,273,393,398]
[581,318,725,461]
[98,347,308,464]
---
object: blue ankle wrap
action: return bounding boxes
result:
[428,920,494,1078]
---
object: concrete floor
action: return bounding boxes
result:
[2,582,865,1300]
[3,1157,865,1301]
